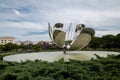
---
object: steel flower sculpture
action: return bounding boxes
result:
[48,23,95,54]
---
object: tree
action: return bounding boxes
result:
[101,35,115,49]
[88,33,120,51]
[4,43,18,52]
[0,45,5,52]
[89,37,102,49]
[33,44,42,52]
[115,34,120,48]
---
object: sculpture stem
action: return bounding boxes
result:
[63,46,67,54]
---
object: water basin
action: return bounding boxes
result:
[3,51,120,62]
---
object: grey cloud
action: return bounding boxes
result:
[0,0,120,41]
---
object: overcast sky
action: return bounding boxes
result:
[0,0,120,42]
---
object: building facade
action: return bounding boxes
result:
[15,40,33,45]
[23,40,33,45]
[0,36,15,45]
[15,41,23,45]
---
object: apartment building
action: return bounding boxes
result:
[23,40,33,45]
[0,36,15,45]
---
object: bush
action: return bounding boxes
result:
[0,54,120,80]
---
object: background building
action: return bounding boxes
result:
[23,40,33,45]
[15,41,23,45]
[0,36,15,45]
[15,40,33,45]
